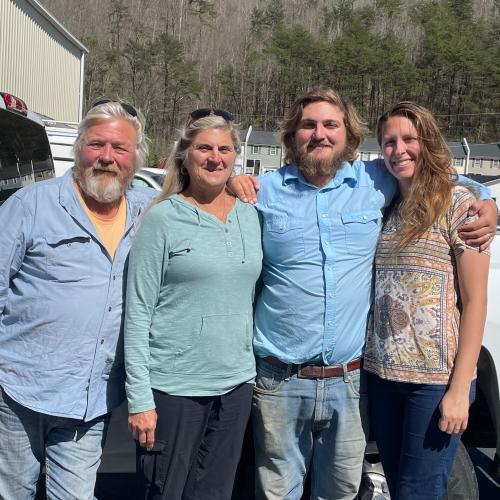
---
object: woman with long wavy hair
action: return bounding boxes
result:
[364,102,490,499]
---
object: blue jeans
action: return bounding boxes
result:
[252,358,368,500]
[367,374,476,500]
[0,386,110,500]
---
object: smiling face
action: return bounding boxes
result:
[380,115,421,196]
[183,127,236,194]
[74,119,137,203]
[292,101,347,183]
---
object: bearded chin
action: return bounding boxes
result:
[74,166,130,203]
[294,149,345,179]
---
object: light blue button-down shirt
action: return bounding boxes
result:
[253,161,490,365]
[254,160,396,365]
[0,170,155,421]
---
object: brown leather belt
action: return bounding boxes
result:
[263,356,362,379]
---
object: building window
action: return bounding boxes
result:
[360,152,370,161]
[251,145,261,154]
[453,158,463,167]
[269,146,277,155]
[473,158,481,168]
[491,159,499,169]
[246,159,261,176]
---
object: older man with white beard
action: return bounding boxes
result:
[0,101,155,500]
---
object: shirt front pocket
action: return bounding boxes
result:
[341,210,382,255]
[264,215,305,260]
[45,233,92,282]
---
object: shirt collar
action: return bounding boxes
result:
[282,161,358,190]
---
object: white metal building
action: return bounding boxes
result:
[0,0,87,122]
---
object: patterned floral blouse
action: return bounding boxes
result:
[364,186,484,384]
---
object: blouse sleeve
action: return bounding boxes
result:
[448,187,489,257]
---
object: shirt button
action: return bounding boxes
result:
[100,339,104,344]
[227,241,232,246]
[108,306,112,312]
[113,275,116,280]
[321,214,327,218]
[225,228,229,233]
[328,321,333,326]
[67,243,71,247]
[363,215,367,220]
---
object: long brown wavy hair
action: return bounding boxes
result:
[376,101,456,249]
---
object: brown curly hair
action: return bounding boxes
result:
[376,101,456,249]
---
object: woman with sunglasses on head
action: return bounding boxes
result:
[124,109,262,500]
[364,102,490,499]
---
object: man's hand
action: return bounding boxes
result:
[128,409,157,450]
[227,175,260,204]
[458,199,497,251]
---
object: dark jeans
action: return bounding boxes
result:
[137,383,253,500]
[368,373,476,500]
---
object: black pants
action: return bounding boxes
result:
[137,383,253,500]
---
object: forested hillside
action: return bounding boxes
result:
[43,0,499,159]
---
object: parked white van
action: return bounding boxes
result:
[43,120,78,177]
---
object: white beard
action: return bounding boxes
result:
[74,164,133,203]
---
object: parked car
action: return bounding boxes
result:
[131,167,166,191]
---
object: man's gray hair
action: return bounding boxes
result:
[73,101,148,171]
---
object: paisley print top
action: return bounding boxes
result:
[364,186,484,384]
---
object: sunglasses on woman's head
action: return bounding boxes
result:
[92,99,138,118]
[189,108,234,123]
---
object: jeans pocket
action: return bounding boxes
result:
[348,369,367,399]
[254,362,285,394]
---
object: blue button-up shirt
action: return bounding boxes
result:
[253,160,396,365]
[0,170,155,421]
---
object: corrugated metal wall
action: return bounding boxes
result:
[0,0,84,122]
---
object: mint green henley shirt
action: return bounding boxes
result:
[124,195,262,413]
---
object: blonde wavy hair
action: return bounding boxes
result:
[280,86,368,164]
[157,114,241,203]
[376,101,456,248]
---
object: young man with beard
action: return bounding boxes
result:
[229,87,497,500]
[0,101,154,499]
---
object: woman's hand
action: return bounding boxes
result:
[226,175,260,204]
[438,390,470,435]
[128,409,158,450]
[458,199,497,251]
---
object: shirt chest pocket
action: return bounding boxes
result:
[264,215,305,258]
[45,234,92,282]
[341,210,382,254]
